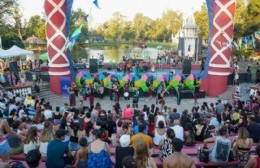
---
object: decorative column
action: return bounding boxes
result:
[205,0,236,97]
[44,0,70,94]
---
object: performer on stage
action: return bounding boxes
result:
[97,81,105,99]
[176,82,183,105]
[194,82,200,105]
[148,83,153,101]
[88,83,95,107]
[158,89,166,110]
[110,82,119,102]
[124,81,130,100]
[132,89,139,108]
[69,86,76,107]
[80,82,88,101]
[126,60,132,74]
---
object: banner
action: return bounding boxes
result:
[60,77,71,98]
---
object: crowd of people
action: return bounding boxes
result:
[0,80,260,168]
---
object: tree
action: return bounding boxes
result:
[194,3,209,39]
[243,0,260,35]
[0,0,18,25]
[25,15,46,40]
[233,0,247,38]
[161,10,183,41]
[133,13,153,41]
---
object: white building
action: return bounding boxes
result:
[178,14,202,60]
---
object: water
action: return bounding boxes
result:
[86,47,159,63]
[27,47,160,64]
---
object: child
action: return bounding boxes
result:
[74,137,88,168]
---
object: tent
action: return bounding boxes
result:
[0,45,33,58]
[39,52,48,61]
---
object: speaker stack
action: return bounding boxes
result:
[89,59,98,73]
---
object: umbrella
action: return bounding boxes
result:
[98,73,105,80]
[187,74,194,81]
[152,79,160,88]
[158,75,164,81]
[174,74,182,82]
[141,74,148,81]
[39,52,48,61]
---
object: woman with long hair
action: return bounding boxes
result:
[23,126,39,155]
[184,123,196,146]
[134,142,157,168]
[232,127,253,166]
[159,128,175,161]
[39,121,54,156]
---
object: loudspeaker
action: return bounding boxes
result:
[89,59,98,73]
[182,59,191,75]
[9,62,20,81]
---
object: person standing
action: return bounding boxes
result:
[88,84,95,107]
[163,138,195,168]
[69,86,76,107]
[194,82,200,105]
[132,89,139,109]
[176,83,182,105]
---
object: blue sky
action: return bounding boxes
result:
[19,0,204,26]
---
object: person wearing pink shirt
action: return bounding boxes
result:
[123,104,133,120]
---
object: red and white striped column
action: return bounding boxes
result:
[44,0,70,94]
[206,0,236,97]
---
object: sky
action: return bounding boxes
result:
[19,0,205,27]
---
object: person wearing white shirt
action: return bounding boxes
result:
[43,106,53,120]
[171,119,184,141]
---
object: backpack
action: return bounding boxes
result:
[9,161,26,168]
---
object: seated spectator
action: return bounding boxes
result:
[171,120,184,141]
[87,129,112,168]
[74,137,88,168]
[120,122,132,136]
[204,125,216,139]
[184,123,196,146]
[247,117,260,143]
[116,120,122,138]
[46,129,71,168]
[43,105,53,120]
[180,110,191,129]
[155,111,166,128]
[68,122,81,155]
[163,138,195,168]
[204,126,231,162]
[115,134,134,168]
[26,149,42,168]
[232,127,253,166]
[131,124,153,151]
[39,121,54,156]
[126,142,157,168]
[106,114,116,137]
[209,113,221,128]
[195,118,207,141]
[7,120,24,154]
[123,104,133,120]
[244,144,260,168]
[147,114,155,136]
[133,117,148,135]
[24,126,39,155]
[159,128,175,161]
[171,108,180,121]
[53,106,62,125]
[153,121,167,146]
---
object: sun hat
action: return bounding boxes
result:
[119,134,131,147]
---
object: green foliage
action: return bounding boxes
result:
[24,15,46,41]
[194,3,209,39]
[232,47,255,60]
[96,10,182,42]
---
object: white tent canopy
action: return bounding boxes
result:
[0,45,33,58]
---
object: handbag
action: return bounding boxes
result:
[199,146,209,163]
